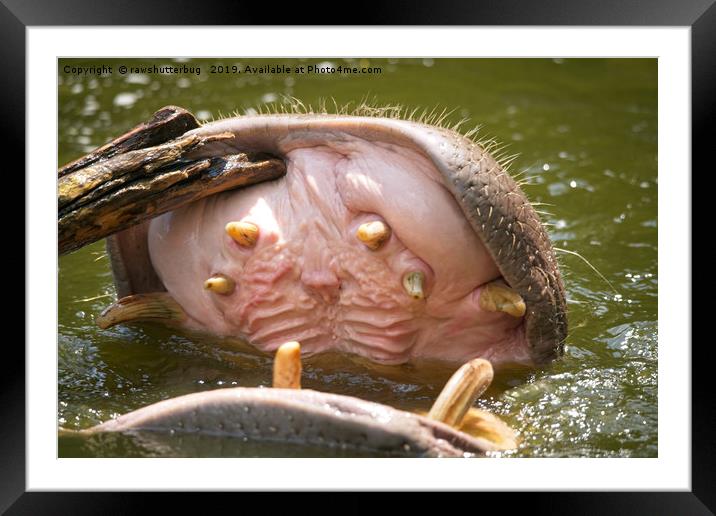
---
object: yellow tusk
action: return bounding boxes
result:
[428,358,494,427]
[402,271,425,300]
[458,407,520,451]
[204,274,236,295]
[96,292,187,330]
[478,280,526,318]
[356,221,391,250]
[273,341,302,389]
[225,221,259,248]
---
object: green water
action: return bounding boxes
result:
[58,58,657,457]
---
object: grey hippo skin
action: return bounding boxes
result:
[84,388,496,457]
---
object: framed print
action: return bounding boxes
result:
[8,0,711,513]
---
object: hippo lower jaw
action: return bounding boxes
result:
[71,339,516,457]
[80,387,507,457]
[102,112,568,368]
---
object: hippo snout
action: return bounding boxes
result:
[98,109,566,369]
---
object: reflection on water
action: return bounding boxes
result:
[58,58,657,457]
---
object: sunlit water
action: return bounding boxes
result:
[58,58,657,457]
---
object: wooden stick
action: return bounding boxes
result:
[58,106,200,178]
[58,131,238,211]
[59,152,284,255]
[58,106,286,255]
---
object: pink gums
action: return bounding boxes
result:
[148,136,529,367]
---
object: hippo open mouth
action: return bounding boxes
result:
[98,106,568,369]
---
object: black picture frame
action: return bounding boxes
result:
[8,1,710,513]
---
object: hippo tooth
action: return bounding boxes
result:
[356,221,391,250]
[225,221,259,247]
[204,274,236,295]
[96,292,187,329]
[478,280,526,317]
[458,407,519,451]
[428,358,494,427]
[402,271,426,300]
[272,341,302,389]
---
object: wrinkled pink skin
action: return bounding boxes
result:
[148,132,530,367]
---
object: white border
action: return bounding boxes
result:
[28,27,689,490]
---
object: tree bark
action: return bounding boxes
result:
[58,106,286,255]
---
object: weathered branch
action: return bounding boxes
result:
[58,105,201,178]
[58,106,287,255]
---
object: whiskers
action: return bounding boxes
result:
[554,247,619,296]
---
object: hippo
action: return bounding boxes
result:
[66,104,568,456]
[97,106,568,370]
